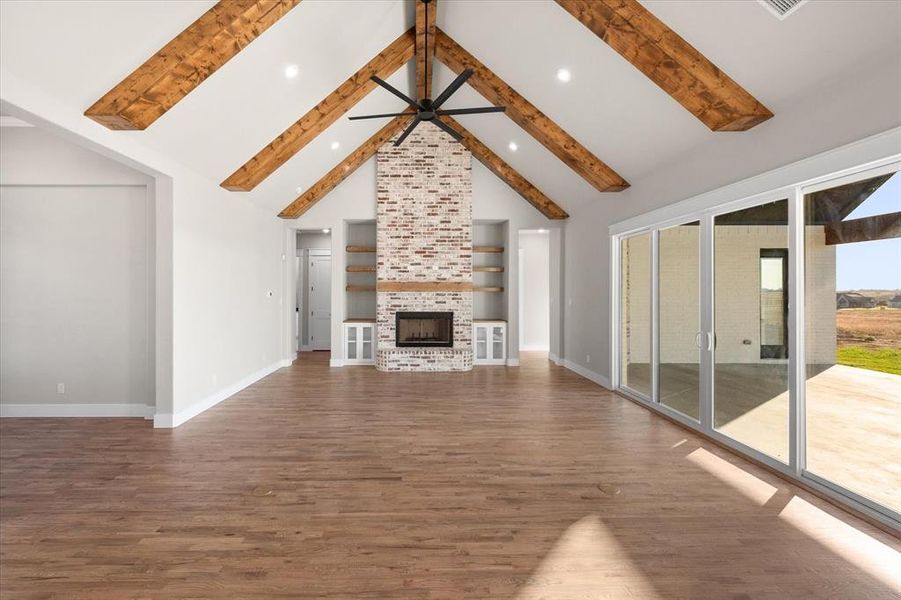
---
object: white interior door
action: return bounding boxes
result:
[309,252,331,350]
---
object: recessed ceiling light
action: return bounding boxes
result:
[330,141,340,150]
[322,228,330,234]
[508,141,518,152]
[284,64,299,79]
[556,68,571,83]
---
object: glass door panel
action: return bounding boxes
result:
[804,169,900,512]
[713,199,790,463]
[347,326,357,360]
[476,326,488,360]
[492,326,504,360]
[658,222,701,420]
[620,233,652,397]
[362,325,372,360]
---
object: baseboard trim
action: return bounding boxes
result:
[1,403,151,418]
[562,359,612,390]
[154,359,286,429]
[505,358,520,367]
[548,352,563,366]
[330,358,344,367]
[281,357,295,368]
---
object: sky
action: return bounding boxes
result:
[835,172,900,291]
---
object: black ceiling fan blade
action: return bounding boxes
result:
[436,106,506,116]
[432,69,473,109]
[370,76,421,108]
[431,117,463,142]
[394,116,421,146]
[349,111,418,121]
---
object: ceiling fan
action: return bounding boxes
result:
[349,0,505,146]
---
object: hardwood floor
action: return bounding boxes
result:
[1,352,899,598]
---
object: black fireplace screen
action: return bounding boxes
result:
[396,312,453,348]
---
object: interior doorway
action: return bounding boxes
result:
[296,230,332,352]
[518,229,550,353]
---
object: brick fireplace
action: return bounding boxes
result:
[375,122,473,372]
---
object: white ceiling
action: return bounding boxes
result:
[1,0,899,214]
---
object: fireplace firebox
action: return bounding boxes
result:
[395,312,453,348]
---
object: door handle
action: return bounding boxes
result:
[695,332,704,349]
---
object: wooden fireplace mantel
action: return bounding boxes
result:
[376,281,473,293]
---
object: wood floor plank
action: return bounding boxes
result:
[1,353,898,598]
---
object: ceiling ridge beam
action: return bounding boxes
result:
[85,0,301,130]
[278,115,412,219]
[434,29,628,193]
[415,0,438,100]
[554,0,773,131]
[223,28,416,192]
[440,117,568,220]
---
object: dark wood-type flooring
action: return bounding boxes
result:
[1,352,899,598]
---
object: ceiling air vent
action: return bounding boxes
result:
[758,0,808,19]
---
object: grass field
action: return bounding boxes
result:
[836,346,901,375]
[836,307,900,375]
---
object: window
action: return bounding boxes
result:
[760,249,788,359]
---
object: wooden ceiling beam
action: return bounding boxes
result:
[441,117,568,220]
[85,0,301,130]
[435,29,628,193]
[278,115,412,219]
[415,0,438,100]
[554,0,773,131]
[223,28,415,192]
[824,212,901,246]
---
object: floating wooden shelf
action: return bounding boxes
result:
[346,285,376,292]
[474,286,504,292]
[473,266,504,273]
[346,265,376,273]
[346,245,376,253]
[473,246,504,253]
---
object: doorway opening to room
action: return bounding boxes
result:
[518,229,550,355]
[296,230,332,353]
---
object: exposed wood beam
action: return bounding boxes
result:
[824,212,901,246]
[435,30,627,193]
[415,0,438,100]
[224,29,415,192]
[278,115,411,219]
[85,0,300,130]
[441,117,568,220]
[554,0,773,131]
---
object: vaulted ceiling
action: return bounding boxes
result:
[1,0,898,218]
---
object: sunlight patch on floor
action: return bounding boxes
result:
[779,496,901,591]
[516,515,659,599]
[687,448,778,505]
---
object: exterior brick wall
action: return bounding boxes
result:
[375,123,473,371]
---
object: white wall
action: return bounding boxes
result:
[564,57,901,384]
[519,231,549,351]
[1,72,288,427]
[0,126,153,416]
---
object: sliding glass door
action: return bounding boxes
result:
[803,168,900,513]
[613,159,900,527]
[620,233,652,398]
[658,222,701,420]
[713,199,790,463]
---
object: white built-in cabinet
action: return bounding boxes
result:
[344,320,375,365]
[473,320,506,365]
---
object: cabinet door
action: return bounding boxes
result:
[475,326,488,360]
[491,326,505,360]
[361,325,373,361]
[346,326,357,361]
